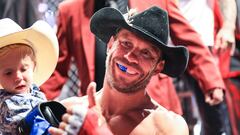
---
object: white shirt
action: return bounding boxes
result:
[178,0,215,46]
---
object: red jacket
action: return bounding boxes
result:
[214,1,239,134]
[41,0,225,114]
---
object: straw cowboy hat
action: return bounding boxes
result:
[0,18,59,86]
[90,6,189,77]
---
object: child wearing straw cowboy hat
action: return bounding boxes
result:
[0,18,59,134]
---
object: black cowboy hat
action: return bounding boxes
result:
[90,6,189,77]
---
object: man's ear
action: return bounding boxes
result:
[153,60,165,75]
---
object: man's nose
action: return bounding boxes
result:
[124,50,139,64]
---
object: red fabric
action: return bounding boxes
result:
[147,74,183,115]
[41,0,225,115]
[235,34,240,40]
[78,109,113,135]
[212,0,232,79]
[213,1,239,134]
[227,71,240,78]
[41,0,95,97]
[217,49,231,78]
[213,0,223,39]
[224,79,240,135]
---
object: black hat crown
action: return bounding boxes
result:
[128,7,169,46]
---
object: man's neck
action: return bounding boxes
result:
[98,83,152,120]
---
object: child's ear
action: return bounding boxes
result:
[153,60,165,75]
[33,61,37,71]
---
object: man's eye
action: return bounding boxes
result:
[120,41,131,48]
[141,50,152,59]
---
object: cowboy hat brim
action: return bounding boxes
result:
[90,7,189,77]
[0,20,59,86]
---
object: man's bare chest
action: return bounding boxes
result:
[106,111,157,135]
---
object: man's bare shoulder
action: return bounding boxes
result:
[151,105,189,135]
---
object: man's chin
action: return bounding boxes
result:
[112,81,147,94]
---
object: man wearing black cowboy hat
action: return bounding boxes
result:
[49,6,189,135]
[41,1,230,134]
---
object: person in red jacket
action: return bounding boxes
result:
[176,0,238,134]
[41,0,229,134]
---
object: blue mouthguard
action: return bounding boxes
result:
[117,64,127,72]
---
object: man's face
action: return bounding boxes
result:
[0,49,35,94]
[105,29,165,93]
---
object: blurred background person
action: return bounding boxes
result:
[176,0,238,134]
[0,0,41,28]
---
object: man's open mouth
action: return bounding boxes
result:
[117,63,127,72]
[116,63,138,75]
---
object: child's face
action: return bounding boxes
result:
[0,49,35,94]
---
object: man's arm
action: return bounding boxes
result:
[215,0,237,54]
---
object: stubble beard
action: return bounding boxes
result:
[105,53,155,94]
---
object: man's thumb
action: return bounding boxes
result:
[87,82,97,108]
